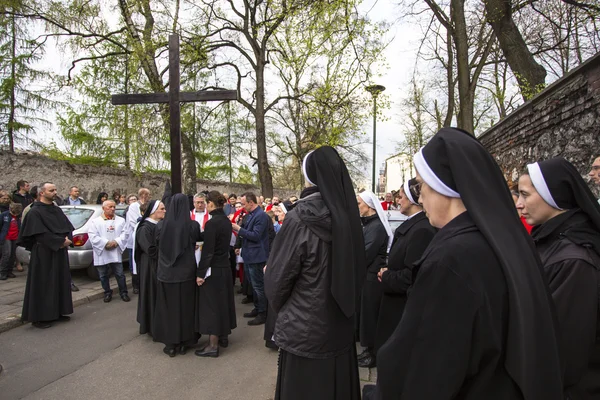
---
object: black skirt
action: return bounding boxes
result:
[153,280,199,346]
[359,278,383,348]
[374,292,407,353]
[275,346,360,400]
[137,254,158,336]
[195,267,237,336]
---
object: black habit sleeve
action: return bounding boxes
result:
[35,232,67,252]
[265,217,304,313]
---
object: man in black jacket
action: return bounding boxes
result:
[12,180,33,209]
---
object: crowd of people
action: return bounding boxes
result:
[1,132,599,399]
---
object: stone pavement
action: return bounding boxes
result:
[0,267,132,334]
[1,266,378,390]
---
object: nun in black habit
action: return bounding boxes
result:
[356,190,392,368]
[363,128,563,400]
[153,193,202,357]
[517,158,600,399]
[134,200,165,336]
[373,178,436,354]
[194,191,237,358]
[265,146,365,400]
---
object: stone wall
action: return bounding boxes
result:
[0,151,299,202]
[479,52,600,196]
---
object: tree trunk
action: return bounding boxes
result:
[181,132,196,194]
[443,28,455,128]
[255,63,274,197]
[484,0,546,100]
[451,0,474,134]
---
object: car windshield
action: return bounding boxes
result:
[62,208,95,230]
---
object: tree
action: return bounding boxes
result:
[395,79,436,169]
[198,0,340,197]
[0,0,54,152]
[484,0,547,100]
[267,2,386,188]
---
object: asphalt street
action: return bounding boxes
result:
[0,292,279,400]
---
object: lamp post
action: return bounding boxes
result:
[366,84,386,194]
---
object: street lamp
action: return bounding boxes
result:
[366,84,386,194]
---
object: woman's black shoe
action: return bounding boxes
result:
[195,347,219,358]
[32,321,52,329]
[178,345,187,355]
[218,337,229,348]
[358,355,376,368]
[163,346,176,357]
[357,348,370,361]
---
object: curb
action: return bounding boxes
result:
[0,278,133,334]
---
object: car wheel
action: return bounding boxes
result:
[87,264,100,280]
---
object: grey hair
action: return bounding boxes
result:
[193,193,206,199]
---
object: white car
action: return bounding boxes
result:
[16,204,129,280]
[386,209,408,233]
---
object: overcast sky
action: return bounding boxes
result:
[26,0,422,189]
[357,0,422,185]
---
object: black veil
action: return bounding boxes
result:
[303,146,365,319]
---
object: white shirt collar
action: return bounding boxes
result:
[405,210,423,220]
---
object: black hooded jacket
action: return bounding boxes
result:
[265,192,355,359]
[532,209,600,398]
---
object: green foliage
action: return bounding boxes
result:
[0,0,55,151]
[234,164,259,186]
[268,0,388,188]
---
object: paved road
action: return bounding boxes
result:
[0,293,279,400]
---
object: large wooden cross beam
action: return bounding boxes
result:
[111,34,237,194]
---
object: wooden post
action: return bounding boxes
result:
[168,34,182,194]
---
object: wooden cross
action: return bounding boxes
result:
[111,34,238,194]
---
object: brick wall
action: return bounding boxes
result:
[479,52,600,196]
[0,151,298,203]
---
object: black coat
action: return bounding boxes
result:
[362,214,388,277]
[374,212,435,352]
[372,212,524,400]
[195,209,237,336]
[532,210,600,399]
[359,214,388,348]
[135,220,158,335]
[18,202,74,323]
[265,192,354,359]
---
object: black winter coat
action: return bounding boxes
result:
[264,192,354,359]
[362,214,388,280]
[375,212,435,352]
[532,210,600,400]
